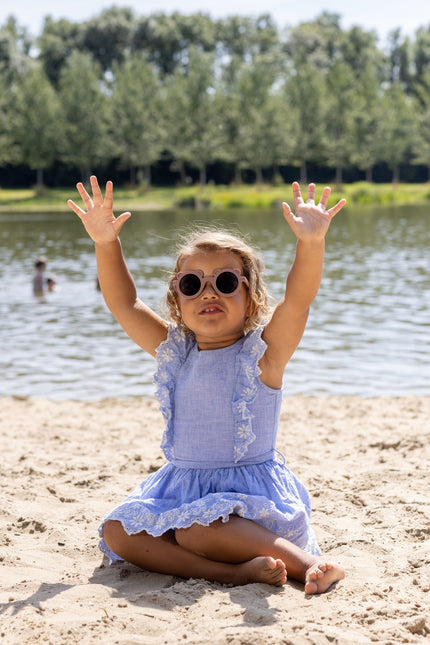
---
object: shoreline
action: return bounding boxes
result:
[1,182,430,214]
[1,394,429,643]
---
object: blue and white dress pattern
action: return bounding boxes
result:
[99,325,320,562]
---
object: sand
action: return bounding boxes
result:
[1,395,429,644]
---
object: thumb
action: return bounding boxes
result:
[282,201,295,224]
[113,211,131,234]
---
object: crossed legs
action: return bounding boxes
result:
[103,515,344,593]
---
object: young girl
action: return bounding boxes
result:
[68,176,346,594]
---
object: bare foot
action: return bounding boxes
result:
[304,560,345,594]
[237,556,287,586]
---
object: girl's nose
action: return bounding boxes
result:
[201,281,217,297]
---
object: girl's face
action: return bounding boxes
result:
[176,250,250,350]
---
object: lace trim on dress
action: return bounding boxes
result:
[153,324,193,460]
[232,326,267,462]
[100,492,310,545]
[153,324,268,464]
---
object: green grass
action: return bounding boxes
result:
[1,181,430,213]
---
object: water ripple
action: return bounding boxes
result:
[1,205,429,400]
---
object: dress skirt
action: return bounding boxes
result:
[98,459,321,563]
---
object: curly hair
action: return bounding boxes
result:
[165,226,272,333]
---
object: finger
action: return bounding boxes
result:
[76,182,93,209]
[104,181,113,210]
[292,181,303,209]
[67,199,85,218]
[319,186,331,210]
[282,202,298,228]
[327,198,347,218]
[90,175,103,206]
[306,183,316,204]
[113,211,131,234]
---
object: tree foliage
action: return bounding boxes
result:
[110,53,165,186]
[1,9,430,187]
[13,62,61,185]
[57,51,110,181]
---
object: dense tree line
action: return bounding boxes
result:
[1,8,430,187]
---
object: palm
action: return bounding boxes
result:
[79,204,120,243]
[283,182,346,242]
[67,176,131,244]
[288,203,331,241]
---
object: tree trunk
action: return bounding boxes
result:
[365,167,373,183]
[300,161,307,184]
[36,168,44,187]
[335,165,343,189]
[255,166,263,185]
[128,166,136,186]
[137,165,152,188]
[273,163,282,185]
[392,165,400,184]
[234,163,242,184]
[199,165,207,185]
[129,166,136,185]
[179,160,187,185]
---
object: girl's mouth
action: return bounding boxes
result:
[199,306,223,315]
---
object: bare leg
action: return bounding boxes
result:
[102,520,286,586]
[176,516,345,594]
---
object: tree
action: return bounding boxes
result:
[58,51,110,182]
[215,47,284,184]
[38,17,84,86]
[224,57,286,183]
[133,12,216,76]
[0,17,33,82]
[0,18,31,167]
[412,26,430,92]
[283,62,327,183]
[350,64,385,182]
[164,48,220,185]
[0,67,17,167]
[379,83,417,183]
[215,15,255,61]
[387,29,412,90]
[323,61,356,187]
[13,62,61,187]
[240,90,292,184]
[412,69,430,181]
[215,13,280,64]
[110,53,165,187]
[282,13,345,183]
[284,12,343,72]
[339,25,383,77]
[82,7,136,72]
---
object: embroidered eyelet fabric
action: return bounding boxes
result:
[98,325,320,561]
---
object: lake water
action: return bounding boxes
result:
[1,203,429,400]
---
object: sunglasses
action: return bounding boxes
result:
[173,268,249,299]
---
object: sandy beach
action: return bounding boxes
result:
[1,395,429,644]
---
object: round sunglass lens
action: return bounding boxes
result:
[179,273,201,296]
[216,271,238,294]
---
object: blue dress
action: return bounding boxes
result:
[99,325,320,562]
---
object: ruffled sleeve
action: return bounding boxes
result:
[232,325,267,462]
[154,324,194,460]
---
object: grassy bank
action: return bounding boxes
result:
[1,181,430,213]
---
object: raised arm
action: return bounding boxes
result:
[67,176,168,356]
[259,182,346,388]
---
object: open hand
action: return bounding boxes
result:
[67,175,131,244]
[282,182,346,242]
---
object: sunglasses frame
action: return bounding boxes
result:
[173,268,249,299]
